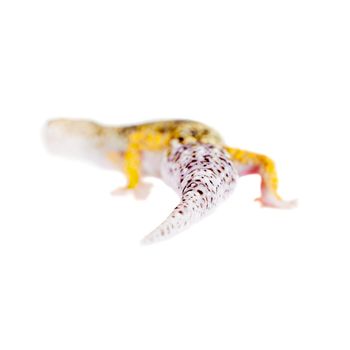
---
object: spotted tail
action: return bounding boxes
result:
[141,142,239,244]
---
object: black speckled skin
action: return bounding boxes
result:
[141,142,239,244]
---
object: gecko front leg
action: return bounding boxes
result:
[225,146,297,209]
[109,144,152,199]
[111,129,170,199]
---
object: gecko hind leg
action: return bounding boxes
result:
[224,146,297,209]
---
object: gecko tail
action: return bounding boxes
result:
[141,196,204,245]
[141,142,239,245]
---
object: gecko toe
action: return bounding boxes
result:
[256,197,298,209]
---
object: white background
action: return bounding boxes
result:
[0,1,349,349]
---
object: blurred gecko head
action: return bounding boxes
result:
[43,118,125,168]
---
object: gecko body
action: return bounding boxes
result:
[44,118,296,244]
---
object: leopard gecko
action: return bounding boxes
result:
[44,119,296,244]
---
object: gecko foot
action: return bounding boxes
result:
[255,196,298,209]
[111,181,153,200]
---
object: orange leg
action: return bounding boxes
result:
[111,129,171,197]
[225,146,297,208]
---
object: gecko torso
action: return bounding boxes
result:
[45,118,296,244]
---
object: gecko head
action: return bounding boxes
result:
[42,118,112,166]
